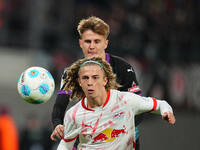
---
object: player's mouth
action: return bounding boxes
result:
[88,52,97,55]
[88,89,95,94]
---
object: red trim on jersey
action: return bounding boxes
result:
[81,96,94,111]
[63,135,78,142]
[133,140,136,148]
[148,97,157,113]
[81,90,110,111]
[103,90,110,107]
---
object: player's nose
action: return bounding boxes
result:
[89,41,95,49]
[87,78,93,86]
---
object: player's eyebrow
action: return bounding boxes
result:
[81,74,100,79]
[92,75,99,77]
[84,39,91,43]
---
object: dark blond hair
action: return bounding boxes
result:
[77,16,110,39]
[64,57,120,100]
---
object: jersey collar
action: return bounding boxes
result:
[81,90,111,111]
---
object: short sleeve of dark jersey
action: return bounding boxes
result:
[109,55,142,95]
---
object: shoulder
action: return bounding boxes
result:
[108,53,136,77]
[109,54,132,67]
[65,101,82,117]
[64,101,83,125]
[110,89,134,99]
[109,54,134,74]
[110,90,139,105]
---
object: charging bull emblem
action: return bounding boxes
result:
[92,127,127,143]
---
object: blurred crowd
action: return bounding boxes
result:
[0,0,199,109]
[0,0,200,149]
[0,0,199,62]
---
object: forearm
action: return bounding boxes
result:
[134,96,173,115]
[133,96,175,125]
[155,100,173,115]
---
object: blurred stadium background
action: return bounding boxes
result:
[0,0,200,149]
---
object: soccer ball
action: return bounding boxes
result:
[17,66,55,104]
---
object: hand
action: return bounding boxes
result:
[50,124,64,141]
[162,112,176,125]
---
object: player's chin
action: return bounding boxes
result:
[87,54,98,58]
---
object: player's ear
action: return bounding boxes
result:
[103,77,108,87]
[104,40,109,49]
[79,39,83,48]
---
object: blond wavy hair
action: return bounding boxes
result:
[64,57,120,100]
[77,16,110,39]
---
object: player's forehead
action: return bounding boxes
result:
[81,30,105,40]
[79,64,104,77]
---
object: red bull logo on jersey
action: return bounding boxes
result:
[92,127,127,143]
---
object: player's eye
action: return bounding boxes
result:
[82,76,89,80]
[93,76,99,80]
[95,39,100,44]
[84,40,91,44]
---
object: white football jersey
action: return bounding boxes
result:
[57,89,172,150]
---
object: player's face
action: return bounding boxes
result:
[79,30,108,60]
[78,64,107,99]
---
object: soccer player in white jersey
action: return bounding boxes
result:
[57,57,176,150]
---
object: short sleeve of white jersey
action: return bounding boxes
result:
[121,92,173,115]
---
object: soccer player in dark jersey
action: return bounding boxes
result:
[51,16,143,149]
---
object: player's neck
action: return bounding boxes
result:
[87,90,107,108]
